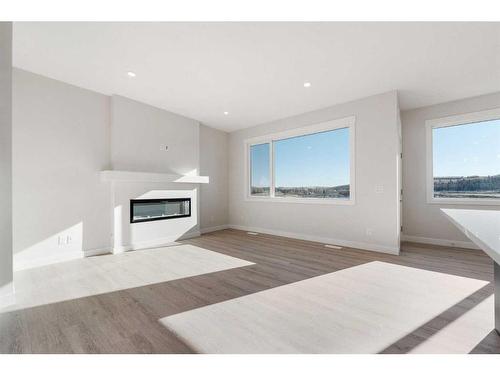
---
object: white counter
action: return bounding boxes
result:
[441,209,500,264]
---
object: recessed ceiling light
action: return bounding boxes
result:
[127,71,136,77]
[224,111,229,115]
[303,82,311,88]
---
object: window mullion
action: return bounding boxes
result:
[270,141,275,198]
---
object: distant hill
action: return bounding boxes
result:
[251,175,500,200]
[251,184,350,198]
[252,174,500,198]
[434,174,500,192]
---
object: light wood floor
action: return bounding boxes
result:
[161,261,492,353]
[2,244,253,314]
[1,229,499,354]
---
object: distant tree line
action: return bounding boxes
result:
[434,174,500,192]
[251,184,350,198]
[250,187,270,195]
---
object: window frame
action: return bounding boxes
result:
[425,107,500,206]
[248,142,272,197]
[244,116,356,205]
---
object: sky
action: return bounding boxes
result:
[250,143,270,187]
[433,119,500,177]
[251,127,350,188]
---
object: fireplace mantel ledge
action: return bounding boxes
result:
[100,170,209,184]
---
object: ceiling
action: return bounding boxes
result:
[13,22,500,132]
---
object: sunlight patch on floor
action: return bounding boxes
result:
[1,244,254,313]
[160,261,489,353]
[409,295,494,354]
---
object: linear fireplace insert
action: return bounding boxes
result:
[130,198,191,223]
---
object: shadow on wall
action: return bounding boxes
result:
[13,170,111,271]
[13,183,199,271]
[12,68,112,272]
[13,222,84,271]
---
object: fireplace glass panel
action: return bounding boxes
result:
[130,198,191,223]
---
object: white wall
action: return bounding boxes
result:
[401,92,500,248]
[12,69,112,270]
[200,124,229,232]
[12,63,498,266]
[228,91,401,254]
[109,96,203,251]
[111,95,199,175]
[0,23,13,305]
[12,70,224,268]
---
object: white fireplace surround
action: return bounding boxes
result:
[103,170,209,254]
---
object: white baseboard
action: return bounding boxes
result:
[14,250,84,272]
[85,230,205,257]
[228,224,400,255]
[84,247,112,257]
[200,225,229,234]
[15,247,111,267]
[114,230,202,253]
[401,234,479,250]
[0,282,15,309]
[179,230,201,241]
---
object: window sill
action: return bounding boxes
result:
[428,197,500,206]
[245,196,355,205]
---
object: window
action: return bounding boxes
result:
[246,116,355,204]
[250,143,270,196]
[426,108,500,204]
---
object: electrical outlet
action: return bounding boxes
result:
[57,235,73,246]
[366,228,373,236]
